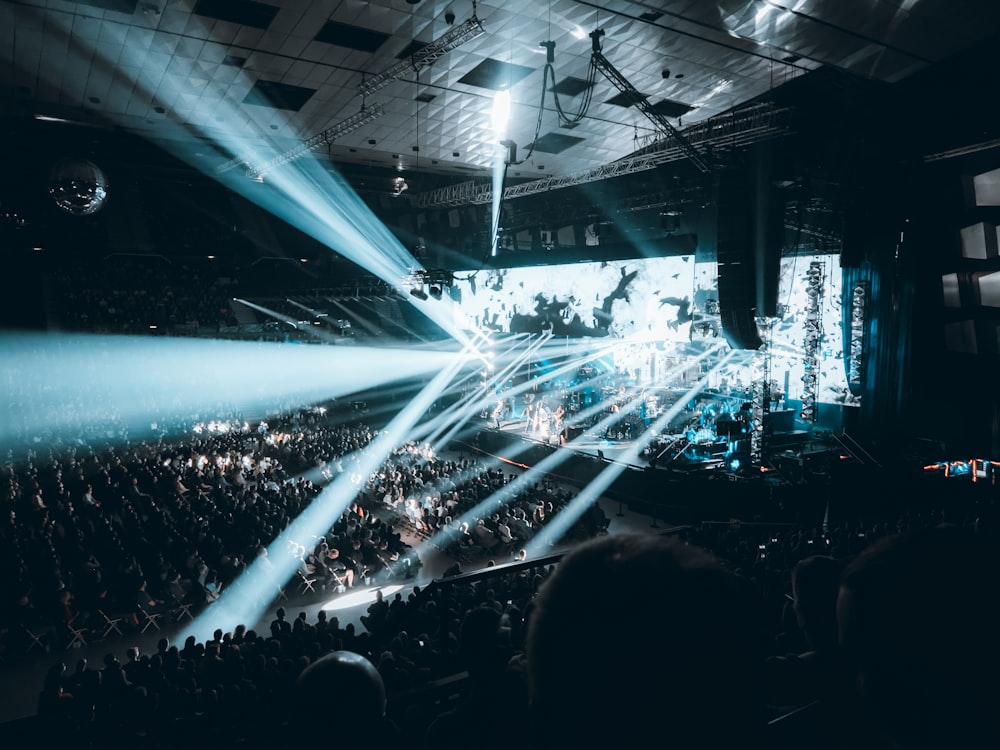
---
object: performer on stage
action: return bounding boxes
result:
[523,403,535,435]
[535,402,549,437]
[493,399,507,429]
[553,402,565,433]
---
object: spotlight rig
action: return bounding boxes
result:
[403,268,456,300]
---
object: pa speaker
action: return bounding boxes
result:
[720,307,763,350]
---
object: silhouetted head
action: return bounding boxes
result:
[295,651,387,737]
[838,524,1000,749]
[526,533,766,748]
[791,554,844,655]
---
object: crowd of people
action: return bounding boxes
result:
[1,263,997,748]
[0,392,994,748]
[362,441,609,560]
[0,408,410,658]
[50,255,242,335]
[18,506,998,750]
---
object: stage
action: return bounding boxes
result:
[463,403,860,527]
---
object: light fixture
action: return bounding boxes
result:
[410,287,428,300]
[499,139,517,165]
[429,285,443,299]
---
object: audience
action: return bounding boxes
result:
[2,285,998,750]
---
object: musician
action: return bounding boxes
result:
[535,403,550,436]
[493,399,506,429]
[553,402,565,432]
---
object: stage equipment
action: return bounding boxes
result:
[358,11,485,98]
[799,261,824,423]
[414,102,788,208]
[848,281,866,387]
[216,104,386,177]
[588,29,710,174]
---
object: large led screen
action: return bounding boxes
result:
[450,256,705,341]
[450,253,856,407]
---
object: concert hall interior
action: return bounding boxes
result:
[2,1,1000,747]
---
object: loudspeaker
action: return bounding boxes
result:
[719,306,763,350]
[716,161,766,350]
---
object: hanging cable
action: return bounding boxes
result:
[505,41,595,167]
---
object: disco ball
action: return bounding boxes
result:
[48,159,109,216]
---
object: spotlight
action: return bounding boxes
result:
[661,68,670,79]
[410,287,428,300]
[499,138,517,164]
[445,8,455,24]
[429,285,443,299]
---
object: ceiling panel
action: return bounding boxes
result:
[0,0,998,187]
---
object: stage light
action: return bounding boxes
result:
[499,139,517,165]
[429,285,443,299]
[410,287,428,300]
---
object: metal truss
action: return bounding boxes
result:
[216,105,386,177]
[799,260,824,423]
[589,30,710,174]
[848,281,867,386]
[748,344,772,466]
[358,16,485,98]
[216,13,484,177]
[413,103,791,208]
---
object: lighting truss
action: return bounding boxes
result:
[215,105,386,176]
[748,342,772,466]
[358,16,486,98]
[414,103,790,208]
[248,105,386,178]
[401,268,455,288]
[848,281,867,387]
[589,29,710,174]
[799,261,824,423]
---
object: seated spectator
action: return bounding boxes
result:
[838,524,1000,750]
[767,554,846,706]
[496,515,516,546]
[472,518,499,553]
[423,606,528,750]
[134,579,169,617]
[525,533,767,748]
[324,547,354,589]
[361,589,390,634]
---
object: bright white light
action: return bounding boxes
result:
[492,90,511,137]
[0,333,461,450]
[321,584,403,612]
[33,115,75,123]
